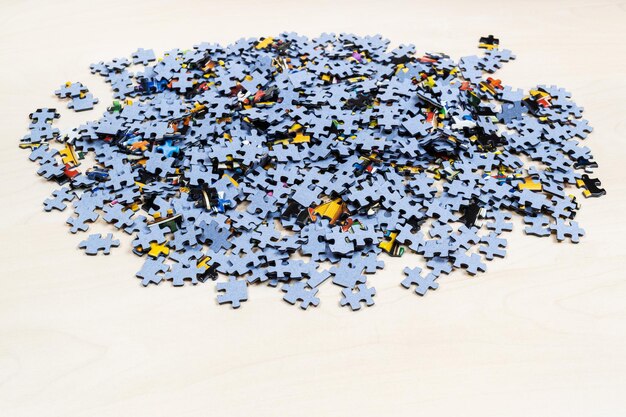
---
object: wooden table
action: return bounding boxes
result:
[1,0,625,415]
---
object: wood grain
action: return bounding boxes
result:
[1,1,625,416]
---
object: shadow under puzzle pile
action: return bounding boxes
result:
[20,34,606,310]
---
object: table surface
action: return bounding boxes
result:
[1,0,625,416]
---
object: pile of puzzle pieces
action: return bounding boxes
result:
[20,34,605,310]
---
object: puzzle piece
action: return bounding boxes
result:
[68,93,99,112]
[216,277,248,308]
[282,281,320,310]
[136,257,169,286]
[132,48,156,65]
[576,174,606,198]
[55,82,88,98]
[551,219,585,243]
[524,215,551,237]
[340,284,376,311]
[43,187,75,211]
[401,266,438,296]
[165,263,201,286]
[479,232,507,260]
[78,233,120,255]
[452,251,487,275]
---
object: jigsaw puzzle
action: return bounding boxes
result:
[19,34,604,310]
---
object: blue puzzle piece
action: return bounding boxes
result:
[340,284,376,311]
[282,281,320,309]
[216,277,248,308]
[402,266,438,296]
[78,233,120,255]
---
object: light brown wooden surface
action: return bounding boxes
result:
[1,0,625,416]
